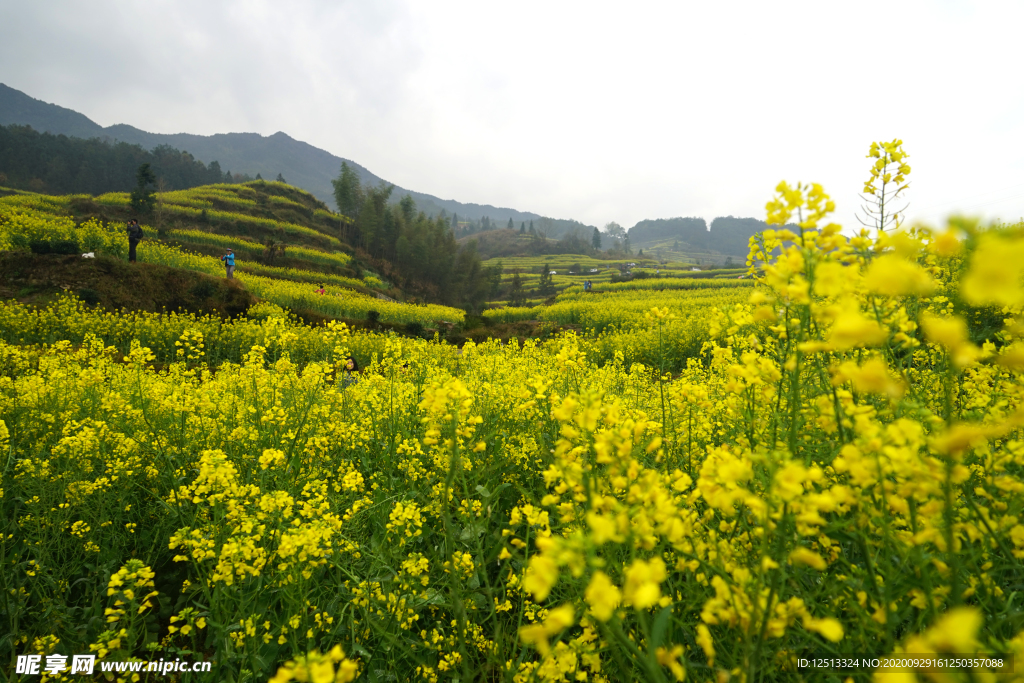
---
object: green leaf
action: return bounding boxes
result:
[651,605,672,651]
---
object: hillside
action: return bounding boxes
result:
[628,217,709,249]
[0,180,475,326]
[627,215,782,258]
[460,226,602,260]
[0,251,255,316]
[0,83,567,225]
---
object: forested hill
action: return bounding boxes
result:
[628,216,777,256]
[708,217,776,255]
[628,217,708,248]
[0,125,228,194]
[0,83,550,224]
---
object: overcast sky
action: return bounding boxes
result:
[2,0,1023,230]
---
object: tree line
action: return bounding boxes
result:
[0,124,265,195]
[333,162,498,313]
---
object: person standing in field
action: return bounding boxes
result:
[341,356,360,387]
[126,219,144,263]
[221,248,235,279]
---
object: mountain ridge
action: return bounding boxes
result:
[0,82,558,226]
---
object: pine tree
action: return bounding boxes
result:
[255,173,263,180]
[276,173,286,183]
[129,163,157,215]
[520,222,526,234]
[592,227,602,250]
[508,217,514,229]
[509,270,527,306]
[487,261,503,297]
[538,263,556,297]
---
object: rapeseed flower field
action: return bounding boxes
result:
[3,147,1024,681]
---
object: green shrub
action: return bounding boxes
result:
[77,287,100,305]
[29,239,79,255]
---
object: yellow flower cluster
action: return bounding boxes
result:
[0,208,127,257]
[269,645,359,683]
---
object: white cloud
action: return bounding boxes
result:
[2,0,1023,229]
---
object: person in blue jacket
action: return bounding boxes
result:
[220,249,235,279]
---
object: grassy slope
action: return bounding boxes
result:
[86,182,355,260]
[0,252,256,317]
[0,181,478,328]
[7,181,379,287]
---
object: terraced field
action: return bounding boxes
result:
[0,182,464,325]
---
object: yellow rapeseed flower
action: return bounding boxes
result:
[788,547,827,571]
[519,604,575,656]
[584,571,621,622]
[960,231,1024,307]
[828,308,888,350]
[863,254,936,297]
[623,558,667,610]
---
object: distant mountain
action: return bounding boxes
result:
[628,217,709,249]
[628,216,775,256]
[707,216,774,256]
[0,83,105,139]
[0,83,563,226]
